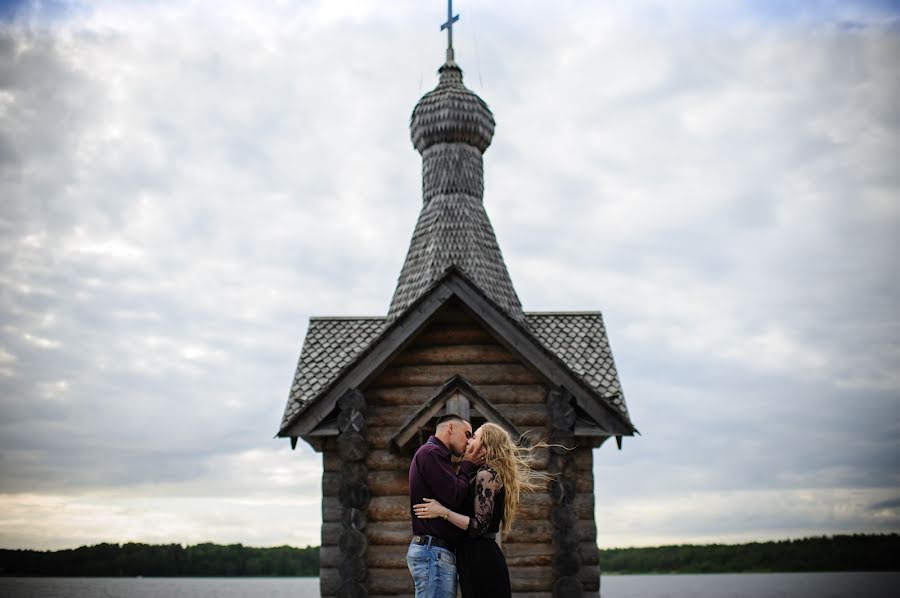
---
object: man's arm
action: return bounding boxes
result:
[418,448,477,510]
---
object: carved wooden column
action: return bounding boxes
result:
[336,389,369,598]
[547,387,583,598]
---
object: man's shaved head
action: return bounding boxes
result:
[435,413,467,429]
[433,414,473,457]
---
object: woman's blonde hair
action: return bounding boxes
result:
[478,422,551,537]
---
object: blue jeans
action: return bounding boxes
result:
[407,541,457,598]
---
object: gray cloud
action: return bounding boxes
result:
[0,0,898,549]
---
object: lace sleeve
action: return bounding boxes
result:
[467,467,502,537]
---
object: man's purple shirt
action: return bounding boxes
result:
[408,435,477,548]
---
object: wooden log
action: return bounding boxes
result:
[550,401,576,432]
[518,492,594,520]
[320,545,339,568]
[368,495,411,522]
[342,507,368,531]
[366,426,411,450]
[507,520,596,544]
[323,472,339,496]
[367,470,409,497]
[322,523,340,546]
[550,478,576,504]
[411,324,494,346]
[504,542,554,566]
[553,549,582,577]
[338,557,367,583]
[367,568,415,594]
[552,527,580,553]
[427,303,476,323]
[338,388,366,412]
[365,407,407,428]
[549,432,576,455]
[373,364,542,387]
[365,404,545,429]
[508,565,554,592]
[324,452,341,472]
[364,521,414,545]
[573,448,592,470]
[364,385,435,406]
[579,542,599,566]
[551,503,578,529]
[361,492,592,523]
[323,496,340,522]
[341,461,369,485]
[366,449,411,471]
[552,575,583,597]
[493,404,547,427]
[391,343,519,366]
[338,408,366,434]
[356,540,600,569]
[339,481,371,510]
[338,430,369,462]
[338,580,366,598]
[360,518,595,546]
[365,384,548,406]
[320,567,339,595]
[504,542,598,568]
[364,422,553,451]
[366,543,409,569]
[479,384,548,404]
[339,528,367,557]
[581,563,600,591]
[575,476,592,494]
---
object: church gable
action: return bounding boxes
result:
[279,269,635,445]
[388,374,523,452]
[366,299,546,447]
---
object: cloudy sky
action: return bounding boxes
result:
[1,0,898,551]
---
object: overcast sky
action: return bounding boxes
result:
[1,0,898,551]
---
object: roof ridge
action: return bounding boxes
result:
[308,316,387,321]
[526,311,604,316]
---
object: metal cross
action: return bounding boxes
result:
[440,0,459,61]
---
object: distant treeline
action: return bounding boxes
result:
[2,534,898,576]
[0,543,319,577]
[600,534,900,574]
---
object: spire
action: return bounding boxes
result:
[440,0,459,63]
[386,29,524,323]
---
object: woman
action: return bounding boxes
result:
[413,423,548,597]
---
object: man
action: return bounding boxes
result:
[407,414,484,598]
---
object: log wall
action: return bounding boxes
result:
[319,302,601,597]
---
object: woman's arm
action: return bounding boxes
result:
[414,497,470,530]
[467,468,501,536]
[414,468,502,536]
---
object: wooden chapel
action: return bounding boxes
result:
[277,10,636,598]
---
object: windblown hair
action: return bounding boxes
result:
[478,423,552,537]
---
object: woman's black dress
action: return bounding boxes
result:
[456,467,511,598]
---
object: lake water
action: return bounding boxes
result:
[1,572,898,597]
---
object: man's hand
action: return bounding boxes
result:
[462,443,485,465]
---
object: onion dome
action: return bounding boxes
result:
[410,61,495,154]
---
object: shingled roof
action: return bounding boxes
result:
[280,317,384,430]
[279,57,634,440]
[280,307,630,433]
[387,61,524,323]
